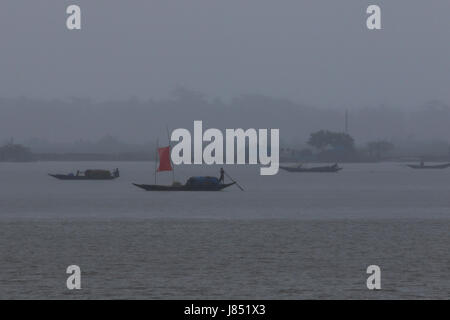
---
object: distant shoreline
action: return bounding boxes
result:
[1,153,449,163]
[33,153,154,162]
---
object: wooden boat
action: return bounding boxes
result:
[407,163,450,169]
[49,169,120,180]
[133,181,235,192]
[49,174,118,180]
[280,163,342,173]
[134,139,240,191]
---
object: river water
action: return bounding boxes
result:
[0,162,449,299]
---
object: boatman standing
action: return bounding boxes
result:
[219,168,225,184]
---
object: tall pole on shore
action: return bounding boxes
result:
[345,109,349,134]
[154,139,158,184]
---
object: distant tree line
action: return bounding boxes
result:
[0,142,34,162]
[280,130,395,162]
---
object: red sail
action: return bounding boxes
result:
[157,146,173,171]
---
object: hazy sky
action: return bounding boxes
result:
[0,0,449,107]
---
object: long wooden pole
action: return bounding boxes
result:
[224,170,244,191]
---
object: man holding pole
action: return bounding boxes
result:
[219,168,225,184]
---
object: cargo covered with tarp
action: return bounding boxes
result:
[84,169,112,179]
[185,176,220,186]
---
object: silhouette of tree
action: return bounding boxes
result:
[367,140,394,160]
[308,130,355,151]
[0,143,33,162]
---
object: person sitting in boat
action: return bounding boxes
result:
[113,168,120,178]
[219,168,225,184]
[76,170,80,177]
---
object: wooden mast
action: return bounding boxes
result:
[166,125,175,183]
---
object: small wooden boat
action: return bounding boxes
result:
[280,163,342,173]
[407,163,450,169]
[133,181,235,192]
[49,174,118,180]
[49,169,120,180]
[135,135,242,192]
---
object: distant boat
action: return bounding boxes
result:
[280,163,343,173]
[407,163,450,169]
[49,169,120,180]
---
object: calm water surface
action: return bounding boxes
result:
[0,162,449,299]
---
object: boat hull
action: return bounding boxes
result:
[280,165,342,173]
[49,174,117,180]
[133,182,235,191]
[407,163,450,169]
